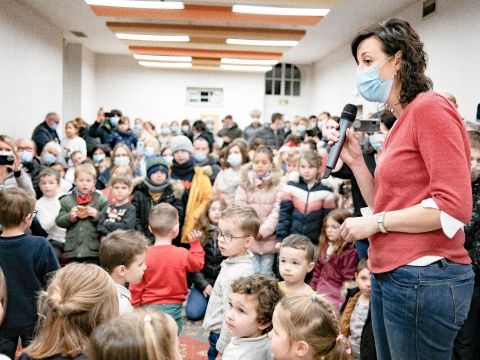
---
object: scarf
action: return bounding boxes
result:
[248,170,272,188]
[143,177,170,193]
[74,188,93,205]
[171,158,195,182]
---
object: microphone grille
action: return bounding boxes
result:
[341,104,358,121]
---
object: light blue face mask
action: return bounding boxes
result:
[296,125,306,135]
[19,151,33,163]
[49,123,59,131]
[114,156,130,166]
[144,146,155,157]
[93,153,106,163]
[227,153,242,167]
[356,58,394,103]
[369,133,386,151]
[164,155,173,165]
[110,116,119,127]
[42,152,57,165]
[193,151,208,163]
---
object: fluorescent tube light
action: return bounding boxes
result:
[232,4,329,16]
[134,54,192,62]
[139,61,192,68]
[226,38,298,47]
[116,33,190,42]
[85,0,184,9]
[221,58,278,66]
[220,64,272,72]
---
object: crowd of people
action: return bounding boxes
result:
[0,17,478,360]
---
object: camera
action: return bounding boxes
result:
[353,119,381,133]
[0,154,15,166]
[103,112,115,118]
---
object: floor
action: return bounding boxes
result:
[180,318,209,359]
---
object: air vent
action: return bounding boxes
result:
[422,0,436,19]
[70,31,87,38]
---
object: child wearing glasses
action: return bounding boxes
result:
[0,187,59,358]
[203,205,260,360]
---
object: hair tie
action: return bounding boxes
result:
[311,293,318,302]
[336,334,352,355]
[336,334,344,342]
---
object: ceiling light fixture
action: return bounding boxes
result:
[232,4,329,17]
[221,58,278,66]
[116,33,190,42]
[226,38,298,47]
[220,64,273,72]
[134,54,192,62]
[139,61,192,68]
[85,0,184,9]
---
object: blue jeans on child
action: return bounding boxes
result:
[371,259,474,360]
[146,304,183,334]
[186,286,209,321]
[253,253,274,276]
[208,332,220,360]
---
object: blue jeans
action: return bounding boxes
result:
[186,286,209,321]
[371,260,474,360]
[208,332,220,360]
[253,253,274,276]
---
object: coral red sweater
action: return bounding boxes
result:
[130,240,204,305]
[370,92,472,273]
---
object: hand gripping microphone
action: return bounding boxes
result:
[323,104,358,178]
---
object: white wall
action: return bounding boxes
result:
[0,0,63,139]
[63,43,82,123]
[81,47,96,121]
[95,55,265,129]
[312,0,480,120]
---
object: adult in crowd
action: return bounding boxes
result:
[105,116,138,151]
[88,108,122,145]
[192,136,220,184]
[16,138,43,198]
[243,109,262,143]
[250,112,286,150]
[217,115,242,147]
[31,112,61,155]
[191,120,215,148]
[331,18,474,359]
[0,135,34,194]
[39,142,63,167]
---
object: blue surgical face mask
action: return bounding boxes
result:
[114,156,129,166]
[144,146,155,157]
[296,125,306,135]
[19,151,33,163]
[356,58,394,103]
[193,151,208,163]
[161,128,170,135]
[110,116,119,127]
[227,153,242,167]
[164,155,173,165]
[170,126,179,134]
[93,153,106,163]
[42,152,57,165]
[49,123,59,131]
[369,133,386,151]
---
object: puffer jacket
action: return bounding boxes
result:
[276,172,337,244]
[106,128,138,150]
[191,224,226,291]
[132,181,184,243]
[234,163,282,254]
[55,191,108,259]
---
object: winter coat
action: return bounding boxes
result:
[249,125,286,150]
[310,243,358,309]
[132,181,184,243]
[276,173,337,244]
[79,125,101,157]
[172,167,213,243]
[217,123,242,142]
[234,164,282,254]
[22,157,44,199]
[0,168,35,196]
[191,225,226,291]
[106,128,138,150]
[31,121,61,155]
[88,120,115,144]
[55,192,108,258]
[195,155,221,184]
[341,288,377,360]
[213,168,241,205]
[243,124,262,143]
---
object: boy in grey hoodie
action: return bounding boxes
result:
[203,205,259,360]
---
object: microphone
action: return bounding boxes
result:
[323,104,358,178]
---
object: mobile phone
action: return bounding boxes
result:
[0,154,15,166]
[353,119,381,132]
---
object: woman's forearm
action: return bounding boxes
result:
[383,204,441,233]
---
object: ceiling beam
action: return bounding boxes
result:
[91,4,322,26]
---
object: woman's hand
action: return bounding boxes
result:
[10,153,21,172]
[328,127,364,167]
[203,284,213,297]
[340,215,379,242]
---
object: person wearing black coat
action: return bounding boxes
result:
[31,113,61,155]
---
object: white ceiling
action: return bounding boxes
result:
[20,0,417,64]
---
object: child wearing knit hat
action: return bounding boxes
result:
[132,156,183,243]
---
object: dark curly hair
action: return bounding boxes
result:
[230,275,281,334]
[351,18,433,107]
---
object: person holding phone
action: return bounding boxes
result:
[0,135,34,195]
[329,18,473,359]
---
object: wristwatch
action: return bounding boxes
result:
[377,211,388,233]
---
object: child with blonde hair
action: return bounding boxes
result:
[19,263,118,360]
[88,309,182,360]
[310,209,358,309]
[270,294,352,360]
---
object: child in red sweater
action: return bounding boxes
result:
[130,203,204,334]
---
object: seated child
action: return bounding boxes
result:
[270,293,351,360]
[35,169,66,259]
[0,188,59,359]
[223,275,281,360]
[97,174,136,238]
[341,259,375,360]
[278,234,316,297]
[99,229,147,315]
[203,205,260,359]
[130,203,204,334]
[88,309,182,360]
[55,163,108,263]
[19,263,118,360]
[49,161,73,193]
